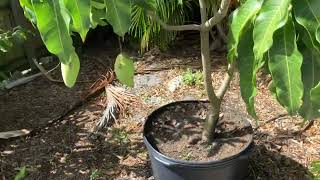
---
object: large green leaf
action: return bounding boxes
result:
[253,0,290,61]
[30,0,75,64]
[64,0,91,41]
[29,0,79,87]
[237,25,258,118]
[114,53,134,87]
[90,0,108,28]
[299,47,320,120]
[227,0,263,63]
[310,83,320,116]
[293,0,320,44]
[105,0,132,37]
[268,18,303,115]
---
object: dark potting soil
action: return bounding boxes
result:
[148,102,253,161]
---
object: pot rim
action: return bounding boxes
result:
[143,100,254,166]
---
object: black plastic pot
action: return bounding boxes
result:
[143,100,254,180]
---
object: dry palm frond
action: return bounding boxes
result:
[86,70,115,99]
[95,85,138,131]
[89,70,138,132]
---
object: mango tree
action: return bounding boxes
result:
[18,0,320,142]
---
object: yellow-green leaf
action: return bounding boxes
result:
[114,53,134,87]
[61,52,80,88]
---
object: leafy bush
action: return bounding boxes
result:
[182,68,204,87]
[19,0,320,142]
[0,26,27,55]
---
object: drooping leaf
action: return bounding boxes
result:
[302,30,320,65]
[253,0,290,61]
[90,0,108,28]
[64,0,91,41]
[237,24,258,118]
[299,45,320,120]
[293,0,320,44]
[114,53,134,87]
[61,52,80,88]
[310,83,320,116]
[105,0,132,37]
[227,0,263,63]
[268,18,303,115]
[30,0,75,64]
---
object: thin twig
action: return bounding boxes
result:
[294,120,315,134]
[212,1,228,43]
[32,58,63,82]
[254,113,288,130]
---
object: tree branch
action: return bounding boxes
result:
[217,61,236,100]
[203,0,231,31]
[148,11,201,31]
[212,2,228,43]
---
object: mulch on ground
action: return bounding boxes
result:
[0,44,319,179]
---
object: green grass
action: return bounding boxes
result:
[310,161,320,180]
[182,68,204,87]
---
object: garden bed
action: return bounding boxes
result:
[0,43,319,179]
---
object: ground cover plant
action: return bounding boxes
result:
[18,0,320,144]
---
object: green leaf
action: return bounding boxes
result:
[253,0,290,61]
[310,83,320,115]
[14,166,27,180]
[91,7,108,28]
[114,53,134,87]
[105,0,132,37]
[0,37,13,52]
[227,0,263,63]
[238,24,258,118]
[30,0,76,64]
[19,0,36,24]
[61,52,80,88]
[64,0,91,41]
[91,0,106,9]
[293,0,320,43]
[299,46,320,120]
[268,18,303,115]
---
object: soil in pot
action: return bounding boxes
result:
[147,102,253,161]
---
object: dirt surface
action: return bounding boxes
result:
[148,102,253,161]
[0,37,319,179]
